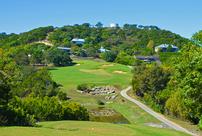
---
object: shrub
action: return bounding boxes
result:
[100,51,117,62]
[47,47,72,66]
[62,102,89,121]
[115,52,135,65]
[1,105,36,126]
[77,84,89,91]
[57,90,68,100]
[8,96,89,124]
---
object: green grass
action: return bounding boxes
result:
[0,121,189,136]
[50,59,161,125]
[50,59,132,107]
[50,59,132,90]
[107,96,160,124]
[0,59,190,136]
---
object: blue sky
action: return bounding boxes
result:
[0,0,201,38]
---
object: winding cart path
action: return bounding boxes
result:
[120,86,197,136]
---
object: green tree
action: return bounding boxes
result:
[165,44,202,123]
[100,51,117,62]
[18,68,60,97]
[47,48,72,66]
[115,52,135,65]
[147,40,154,54]
[192,30,202,45]
[85,47,98,57]
[0,72,10,106]
[132,63,170,99]
[12,48,30,66]
[95,22,103,28]
[25,44,49,64]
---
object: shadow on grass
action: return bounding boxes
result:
[48,62,78,70]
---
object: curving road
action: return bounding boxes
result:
[120,86,197,136]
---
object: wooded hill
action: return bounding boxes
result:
[0,23,189,51]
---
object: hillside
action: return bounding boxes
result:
[0,24,200,136]
[0,24,188,50]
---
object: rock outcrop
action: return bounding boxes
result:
[78,86,117,95]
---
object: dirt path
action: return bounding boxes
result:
[120,86,197,136]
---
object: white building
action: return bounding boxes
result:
[110,23,119,28]
[71,38,85,45]
[155,44,179,52]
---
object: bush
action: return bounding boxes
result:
[62,102,89,120]
[77,84,89,91]
[73,48,87,57]
[47,47,72,66]
[0,105,36,126]
[100,51,117,62]
[115,52,135,65]
[8,96,89,124]
[143,94,164,113]
[57,90,68,100]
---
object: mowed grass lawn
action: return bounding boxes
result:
[48,59,191,136]
[50,59,132,106]
[0,121,189,136]
[50,59,132,90]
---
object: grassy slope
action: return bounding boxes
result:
[50,59,132,90]
[0,121,189,136]
[107,96,160,124]
[50,59,132,107]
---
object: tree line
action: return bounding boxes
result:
[0,44,88,126]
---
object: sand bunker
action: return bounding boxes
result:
[113,71,126,74]
[102,64,114,67]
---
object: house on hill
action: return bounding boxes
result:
[71,38,85,45]
[155,44,179,52]
[110,23,119,28]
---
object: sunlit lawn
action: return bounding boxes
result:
[0,121,189,136]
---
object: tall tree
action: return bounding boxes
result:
[147,40,154,54]
[192,30,202,45]
[95,22,103,28]
[165,44,202,123]
[47,48,72,66]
